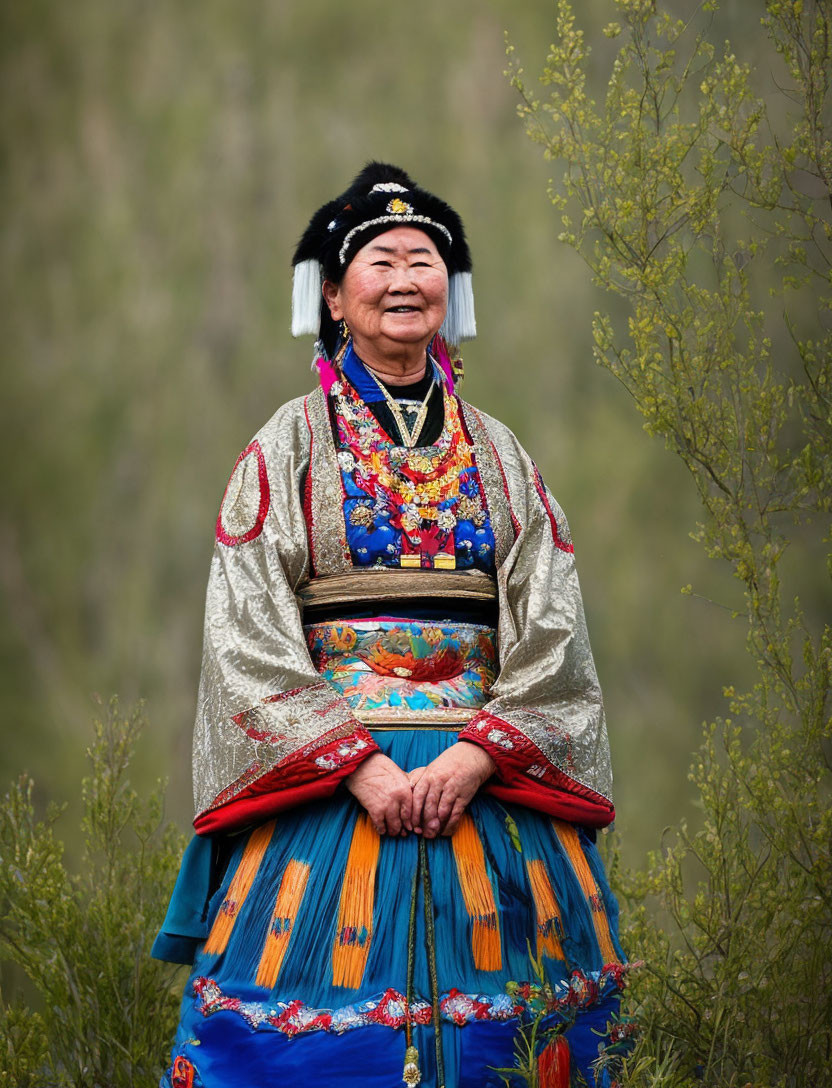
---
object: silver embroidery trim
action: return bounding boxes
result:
[460,401,514,567]
[356,707,475,725]
[305,386,351,575]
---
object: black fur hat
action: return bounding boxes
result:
[291,162,475,352]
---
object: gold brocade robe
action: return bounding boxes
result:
[192,383,614,834]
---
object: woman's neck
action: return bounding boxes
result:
[350,335,428,386]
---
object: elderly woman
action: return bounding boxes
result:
[154,164,627,1088]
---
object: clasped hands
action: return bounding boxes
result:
[344,742,497,838]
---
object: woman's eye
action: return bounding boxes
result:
[372,261,392,267]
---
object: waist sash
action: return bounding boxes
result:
[305,617,497,728]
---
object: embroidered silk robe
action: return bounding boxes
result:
[193,382,614,836]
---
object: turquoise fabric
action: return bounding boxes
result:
[160,728,625,1087]
[152,833,215,965]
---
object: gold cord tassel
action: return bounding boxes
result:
[526,858,567,962]
[552,819,620,965]
[332,812,381,989]
[204,820,276,956]
[403,854,421,1086]
[451,813,502,971]
[255,858,311,989]
[402,1043,421,1086]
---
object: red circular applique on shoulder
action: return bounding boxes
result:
[216,440,271,546]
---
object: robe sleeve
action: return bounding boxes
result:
[191,405,379,835]
[458,442,615,827]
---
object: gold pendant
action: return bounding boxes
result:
[433,552,456,570]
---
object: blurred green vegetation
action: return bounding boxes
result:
[0,699,185,1085]
[513,0,831,1081]
[0,0,792,913]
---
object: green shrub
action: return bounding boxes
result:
[0,698,186,1087]
[511,1,831,1084]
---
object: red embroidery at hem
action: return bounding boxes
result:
[215,441,271,547]
[460,712,614,827]
[195,725,379,835]
[192,964,628,1034]
[484,780,613,827]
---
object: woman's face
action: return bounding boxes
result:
[323,226,448,355]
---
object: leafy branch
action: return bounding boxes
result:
[511,0,832,1083]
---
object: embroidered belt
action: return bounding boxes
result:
[305,618,497,724]
[297,568,497,612]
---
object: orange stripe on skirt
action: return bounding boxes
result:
[451,812,502,971]
[255,859,311,989]
[332,813,380,989]
[552,819,620,965]
[204,820,276,956]
[526,858,567,962]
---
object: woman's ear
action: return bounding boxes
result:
[322,280,343,322]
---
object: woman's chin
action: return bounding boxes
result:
[378,317,439,345]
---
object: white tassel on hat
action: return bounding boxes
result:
[291,258,323,337]
[439,271,476,346]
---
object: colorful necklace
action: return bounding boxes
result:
[364,359,438,448]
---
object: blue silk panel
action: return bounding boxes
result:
[333,347,496,572]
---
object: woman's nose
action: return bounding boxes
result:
[389,265,417,292]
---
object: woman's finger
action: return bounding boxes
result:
[421,780,443,838]
[386,780,412,837]
[399,787,413,832]
[410,772,431,831]
[441,796,468,837]
[436,781,457,826]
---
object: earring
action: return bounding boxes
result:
[333,319,351,367]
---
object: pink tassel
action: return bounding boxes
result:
[315,356,339,395]
[431,335,456,393]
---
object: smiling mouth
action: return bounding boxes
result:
[385,305,420,313]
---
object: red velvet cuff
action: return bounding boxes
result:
[459,712,615,828]
[194,725,379,835]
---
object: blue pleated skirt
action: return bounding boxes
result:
[162,728,626,1088]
